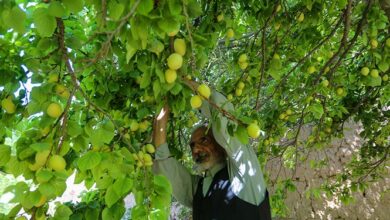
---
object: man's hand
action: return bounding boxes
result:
[153,104,170,148]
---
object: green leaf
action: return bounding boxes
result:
[18,147,35,160]
[30,142,51,152]
[102,203,125,220]
[108,1,125,20]
[6,204,22,219]
[113,177,133,197]
[170,83,182,95]
[235,125,249,145]
[158,17,180,33]
[126,41,138,62]
[67,120,83,137]
[131,205,147,220]
[86,120,115,146]
[168,0,182,15]
[53,204,73,220]
[105,186,120,208]
[309,103,324,119]
[153,80,161,98]
[78,152,102,172]
[33,8,57,37]
[3,6,26,33]
[62,0,84,14]
[36,169,54,183]
[140,70,152,89]
[362,76,382,87]
[378,62,389,72]
[74,171,87,184]
[137,0,154,15]
[0,145,11,166]
[269,69,281,81]
[48,1,66,17]
[136,107,150,119]
[187,0,202,17]
[154,175,172,196]
[38,182,56,198]
[85,209,99,220]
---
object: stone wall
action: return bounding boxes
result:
[266,121,390,219]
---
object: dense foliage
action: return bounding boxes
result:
[0,0,389,219]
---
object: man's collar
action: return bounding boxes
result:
[205,162,226,177]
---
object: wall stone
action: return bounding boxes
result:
[266,121,390,219]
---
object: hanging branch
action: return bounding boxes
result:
[85,0,141,64]
[261,14,344,107]
[254,1,280,110]
[55,18,125,152]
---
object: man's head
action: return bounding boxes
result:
[190,125,227,172]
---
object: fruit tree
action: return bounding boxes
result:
[0,0,389,219]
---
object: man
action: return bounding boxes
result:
[153,88,271,220]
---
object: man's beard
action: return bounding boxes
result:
[192,152,220,173]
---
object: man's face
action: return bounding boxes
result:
[190,127,225,172]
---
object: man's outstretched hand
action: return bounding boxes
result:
[153,104,170,148]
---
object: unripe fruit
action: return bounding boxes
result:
[1,97,16,114]
[167,53,183,70]
[41,126,50,136]
[247,123,260,138]
[336,87,344,96]
[137,151,144,160]
[273,53,280,60]
[145,144,155,154]
[276,4,282,12]
[226,28,234,38]
[190,95,202,108]
[15,216,27,220]
[165,69,177,84]
[55,84,70,99]
[274,23,281,31]
[370,69,379,78]
[168,29,179,37]
[217,14,224,22]
[139,121,149,132]
[227,94,233,100]
[174,39,186,56]
[197,84,211,99]
[297,12,304,22]
[386,38,390,47]
[48,155,66,171]
[46,103,63,118]
[361,67,369,76]
[238,54,248,63]
[130,121,139,132]
[382,74,389,81]
[239,62,248,70]
[48,73,58,83]
[235,88,243,96]
[279,113,286,120]
[35,150,51,166]
[307,66,316,74]
[237,81,245,89]
[324,66,330,73]
[286,109,293,115]
[370,39,378,49]
[321,79,329,87]
[143,154,153,163]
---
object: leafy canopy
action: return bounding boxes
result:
[0,0,389,219]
